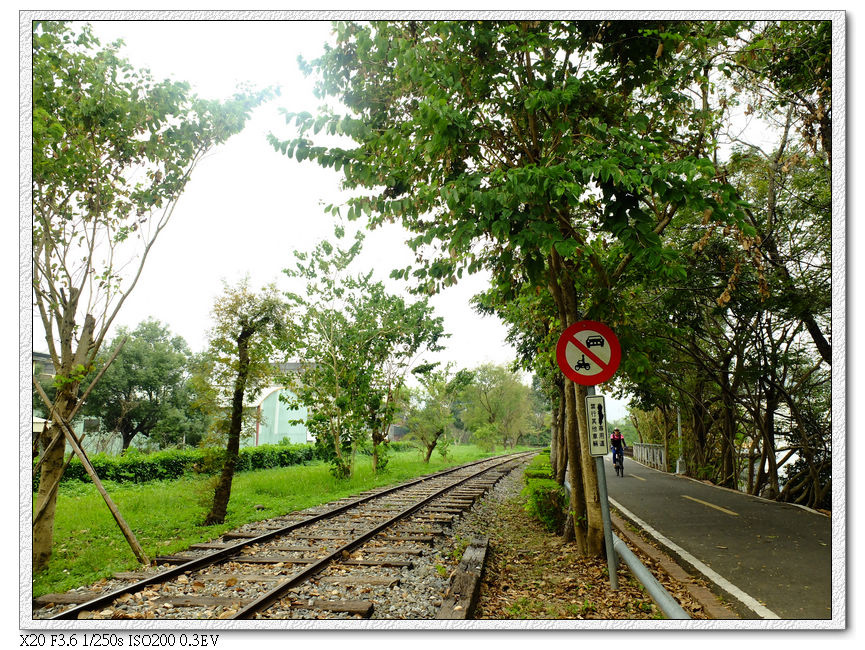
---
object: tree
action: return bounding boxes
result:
[282,229,445,477]
[462,363,532,450]
[199,280,288,526]
[733,21,832,165]
[81,319,204,451]
[275,19,760,556]
[357,285,445,473]
[32,21,267,570]
[404,365,473,462]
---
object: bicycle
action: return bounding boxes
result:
[612,448,624,477]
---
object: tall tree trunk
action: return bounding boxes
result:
[718,371,738,489]
[574,381,605,556]
[558,267,604,558]
[372,439,381,473]
[753,389,780,498]
[555,390,568,486]
[424,443,435,463]
[549,393,559,476]
[32,389,77,571]
[762,108,831,366]
[746,436,758,494]
[563,379,587,554]
[548,250,588,553]
[660,406,671,472]
[205,329,251,526]
[33,310,96,571]
[371,424,387,474]
[690,379,710,475]
[121,427,136,452]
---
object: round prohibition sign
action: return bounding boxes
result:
[556,320,621,386]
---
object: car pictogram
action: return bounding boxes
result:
[586,336,605,348]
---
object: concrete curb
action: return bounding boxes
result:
[610,511,739,620]
[435,536,489,619]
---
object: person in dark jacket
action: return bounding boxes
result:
[610,428,625,468]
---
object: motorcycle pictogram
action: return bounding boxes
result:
[574,355,591,371]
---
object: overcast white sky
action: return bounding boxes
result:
[21,16,633,418]
[25,17,644,417]
[81,21,475,351]
[20,9,854,425]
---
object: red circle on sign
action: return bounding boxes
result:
[556,320,621,386]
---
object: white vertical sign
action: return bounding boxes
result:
[586,395,609,456]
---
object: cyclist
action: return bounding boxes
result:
[610,428,625,475]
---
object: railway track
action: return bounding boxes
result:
[37,451,534,621]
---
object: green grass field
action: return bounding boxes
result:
[32,445,515,598]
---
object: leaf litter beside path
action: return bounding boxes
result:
[474,489,709,620]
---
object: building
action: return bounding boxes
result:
[33,351,56,382]
[32,351,100,452]
[246,362,313,447]
[33,352,314,452]
[250,385,313,447]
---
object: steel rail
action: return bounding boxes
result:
[48,451,532,620]
[611,535,690,619]
[233,452,531,619]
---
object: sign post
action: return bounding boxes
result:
[586,385,618,590]
[586,394,610,457]
[556,321,621,590]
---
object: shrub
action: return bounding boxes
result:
[33,442,316,490]
[523,453,554,483]
[522,478,566,533]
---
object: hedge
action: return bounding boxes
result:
[523,452,555,483]
[521,453,565,532]
[32,443,317,491]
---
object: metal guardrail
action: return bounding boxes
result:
[611,535,690,619]
[633,443,667,471]
[562,474,690,619]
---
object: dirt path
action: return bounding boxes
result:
[469,472,723,620]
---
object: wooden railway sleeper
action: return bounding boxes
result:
[46,452,534,621]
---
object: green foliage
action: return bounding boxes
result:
[31,19,269,567]
[282,229,445,476]
[33,20,268,381]
[471,423,499,452]
[521,454,564,531]
[447,534,470,563]
[462,364,532,449]
[521,477,566,533]
[274,20,831,515]
[32,443,316,490]
[277,20,750,305]
[436,434,452,460]
[403,363,466,462]
[81,319,207,450]
[523,453,555,483]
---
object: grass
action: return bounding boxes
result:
[32,445,515,598]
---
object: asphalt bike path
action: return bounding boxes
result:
[602,455,831,620]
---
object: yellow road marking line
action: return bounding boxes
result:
[631,475,646,481]
[682,495,739,516]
